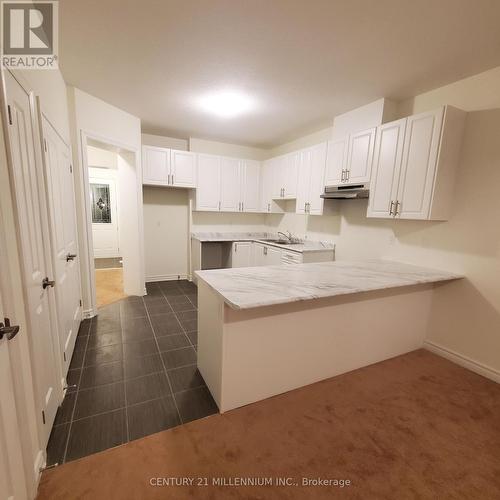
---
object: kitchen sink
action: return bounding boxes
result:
[264,239,301,245]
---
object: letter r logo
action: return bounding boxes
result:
[2,2,54,54]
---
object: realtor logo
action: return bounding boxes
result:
[1,1,58,69]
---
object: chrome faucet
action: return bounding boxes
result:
[278,231,300,243]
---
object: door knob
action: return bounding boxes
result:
[42,277,55,289]
[0,318,20,340]
[66,253,77,262]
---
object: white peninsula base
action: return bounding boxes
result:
[197,279,436,413]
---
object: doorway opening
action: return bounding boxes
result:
[87,140,125,307]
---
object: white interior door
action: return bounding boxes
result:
[397,108,444,219]
[5,71,60,447]
[42,115,82,377]
[90,176,120,258]
[220,157,240,212]
[367,119,407,219]
[0,284,27,500]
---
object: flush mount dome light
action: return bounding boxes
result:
[196,90,256,118]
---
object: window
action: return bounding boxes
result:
[90,183,111,223]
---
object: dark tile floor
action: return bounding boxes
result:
[46,280,217,466]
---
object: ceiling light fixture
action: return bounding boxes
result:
[196,90,256,118]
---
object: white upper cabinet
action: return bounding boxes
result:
[220,158,241,212]
[170,150,196,187]
[367,106,466,221]
[142,146,196,188]
[142,146,169,185]
[241,160,261,212]
[296,143,327,215]
[396,109,443,219]
[324,127,375,186]
[196,154,221,211]
[325,138,347,186]
[367,118,406,219]
[308,142,327,215]
[271,153,299,199]
[346,127,376,183]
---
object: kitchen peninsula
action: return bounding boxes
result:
[196,260,461,412]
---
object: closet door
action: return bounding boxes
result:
[308,142,327,215]
[241,160,260,212]
[42,116,82,376]
[367,119,407,219]
[142,146,169,185]
[396,108,444,219]
[170,150,196,188]
[220,157,240,212]
[346,127,376,183]
[5,71,60,446]
[196,154,220,211]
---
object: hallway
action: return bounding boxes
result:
[46,280,216,465]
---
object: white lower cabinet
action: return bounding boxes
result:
[251,243,282,266]
[230,242,253,268]
[367,106,466,221]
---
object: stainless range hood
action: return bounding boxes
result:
[320,184,369,199]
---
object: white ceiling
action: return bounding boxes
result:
[60,0,500,148]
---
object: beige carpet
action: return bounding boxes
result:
[95,268,127,308]
[37,350,500,499]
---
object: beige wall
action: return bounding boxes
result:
[142,133,188,151]
[189,137,268,160]
[268,126,332,157]
[267,65,500,375]
[143,187,190,281]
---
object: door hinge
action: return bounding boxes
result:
[79,299,82,307]
[42,410,46,425]
[7,105,12,125]
[44,139,47,152]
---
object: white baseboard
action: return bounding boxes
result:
[146,274,189,283]
[424,341,500,384]
[82,308,95,319]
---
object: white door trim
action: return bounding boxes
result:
[77,130,144,317]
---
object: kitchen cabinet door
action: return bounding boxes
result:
[296,148,311,214]
[195,154,220,211]
[271,156,285,199]
[220,158,241,212]
[346,127,376,183]
[308,142,327,215]
[252,243,267,266]
[170,150,196,188]
[283,151,299,198]
[396,108,444,219]
[367,119,407,219]
[143,146,169,185]
[260,160,273,212]
[325,138,347,186]
[241,160,260,212]
[266,245,282,265]
[231,242,252,268]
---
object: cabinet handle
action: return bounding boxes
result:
[341,170,345,182]
[307,202,310,213]
[172,174,174,185]
[218,201,221,211]
[346,170,350,182]
[389,200,395,215]
[235,243,237,252]
[268,203,270,212]
[264,246,267,255]
[281,188,284,197]
[241,202,244,211]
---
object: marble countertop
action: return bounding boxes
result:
[191,232,335,254]
[195,259,462,310]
